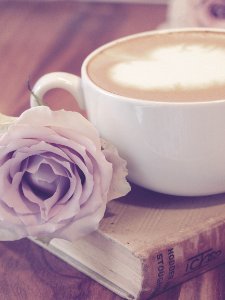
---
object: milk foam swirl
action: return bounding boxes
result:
[109,44,225,91]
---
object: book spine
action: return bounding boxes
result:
[139,220,225,299]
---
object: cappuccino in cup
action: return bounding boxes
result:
[87,31,225,102]
[30,29,225,196]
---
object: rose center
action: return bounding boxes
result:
[24,163,58,200]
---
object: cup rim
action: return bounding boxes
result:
[81,27,225,106]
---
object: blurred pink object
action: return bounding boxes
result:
[162,0,225,28]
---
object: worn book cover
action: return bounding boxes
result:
[32,184,225,300]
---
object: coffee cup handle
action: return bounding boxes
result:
[30,72,85,109]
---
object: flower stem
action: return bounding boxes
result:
[27,80,43,106]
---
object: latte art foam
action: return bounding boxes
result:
[110,45,225,91]
[87,31,225,102]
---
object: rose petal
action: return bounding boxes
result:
[51,200,106,242]
[24,220,64,237]
[49,170,83,222]
[0,227,26,241]
[0,160,39,214]
[101,138,131,201]
[0,200,24,225]
[16,106,101,148]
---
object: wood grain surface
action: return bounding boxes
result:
[0,2,225,300]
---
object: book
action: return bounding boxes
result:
[31,184,225,300]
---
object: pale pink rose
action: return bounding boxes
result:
[161,0,225,29]
[0,107,130,242]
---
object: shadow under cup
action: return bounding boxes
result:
[31,28,225,197]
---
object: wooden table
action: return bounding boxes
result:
[0,2,225,300]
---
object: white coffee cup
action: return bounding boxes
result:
[30,28,225,196]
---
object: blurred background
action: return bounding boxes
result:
[0,1,167,117]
